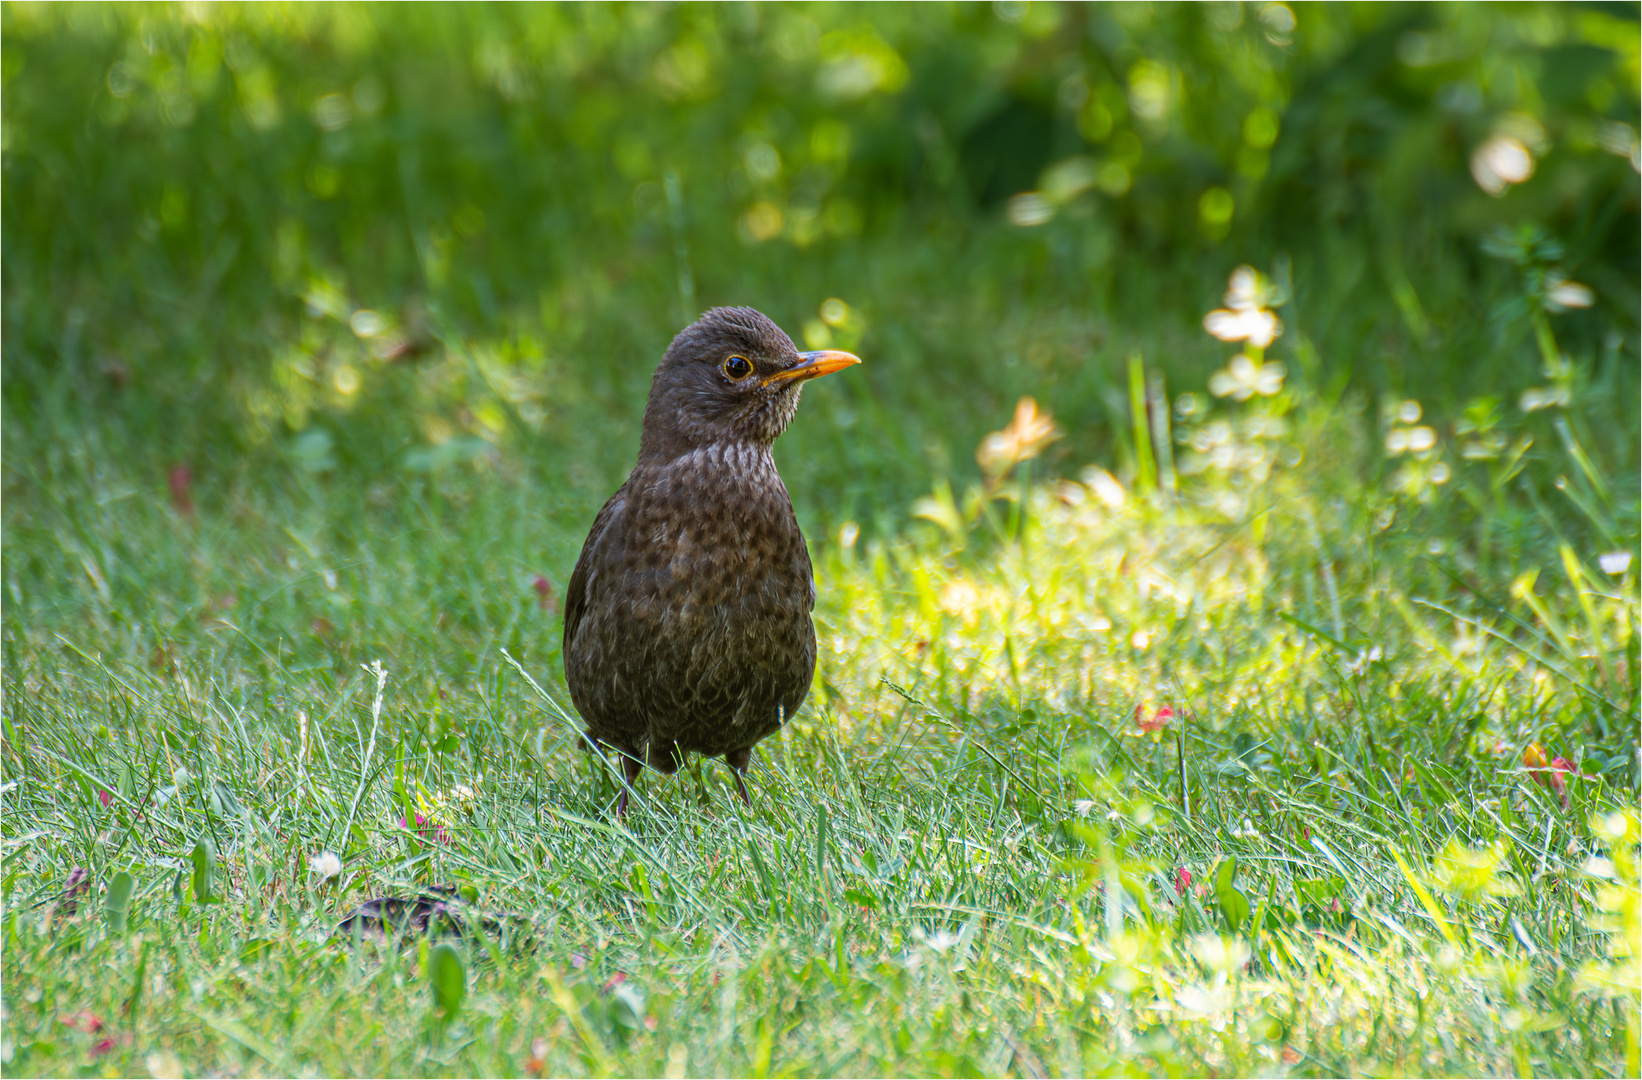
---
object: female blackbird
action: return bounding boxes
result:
[563,307,860,814]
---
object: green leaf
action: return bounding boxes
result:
[611,982,647,1031]
[190,837,216,905]
[1214,857,1251,932]
[428,942,466,1020]
[105,870,136,932]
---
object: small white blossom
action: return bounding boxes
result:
[1208,354,1285,400]
[1204,308,1282,349]
[1385,426,1436,455]
[1471,136,1534,195]
[1223,265,1263,310]
[309,851,343,879]
[1203,266,1284,347]
[1546,276,1594,311]
[1598,552,1632,575]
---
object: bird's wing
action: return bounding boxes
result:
[563,489,628,655]
[802,536,816,610]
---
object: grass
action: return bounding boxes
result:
[3,4,1639,1075]
[4,283,1638,1074]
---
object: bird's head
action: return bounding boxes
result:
[638,306,860,460]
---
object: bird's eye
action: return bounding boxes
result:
[722,355,753,381]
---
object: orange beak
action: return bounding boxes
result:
[761,349,862,387]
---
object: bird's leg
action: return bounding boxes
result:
[616,752,643,818]
[725,747,754,809]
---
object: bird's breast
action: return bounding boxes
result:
[616,443,812,616]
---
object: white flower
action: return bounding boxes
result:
[1385,426,1436,455]
[1545,276,1594,311]
[1203,308,1281,348]
[1208,354,1285,400]
[309,851,343,879]
[1598,552,1632,575]
[1471,136,1534,195]
[1203,266,1283,347]
[1223,265,1263,310]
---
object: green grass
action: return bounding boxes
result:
[4,3,1640,1076]
[4,311,1638,1074]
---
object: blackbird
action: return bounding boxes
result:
[563,307,861,814]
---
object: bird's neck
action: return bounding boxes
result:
[637,438,777,476]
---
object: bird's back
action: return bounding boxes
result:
[563,441,816,765]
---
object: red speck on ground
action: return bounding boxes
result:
[168,464,195,518]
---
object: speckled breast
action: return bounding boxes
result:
[567,442,817,759]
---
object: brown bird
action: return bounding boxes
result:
[563,307,861,814]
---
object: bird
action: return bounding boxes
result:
[562,307,861,815]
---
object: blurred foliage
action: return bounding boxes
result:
[2,1,1638,526]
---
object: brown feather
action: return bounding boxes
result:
[563,308,849,808]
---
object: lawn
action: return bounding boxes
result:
[3,4,1638,1077]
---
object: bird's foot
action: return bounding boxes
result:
[725,747,754,809]
[615,752,644,819]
